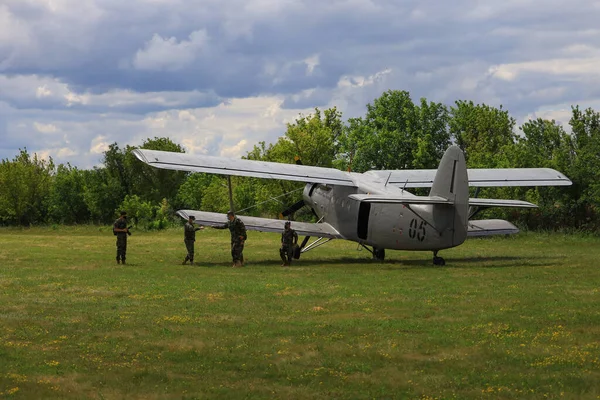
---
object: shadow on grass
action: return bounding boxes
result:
[181,254,562,269]
[380,255,561,270]
[188,257,377,268]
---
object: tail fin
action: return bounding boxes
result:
[429,146,469,246]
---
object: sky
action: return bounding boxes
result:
[1,0,600,168]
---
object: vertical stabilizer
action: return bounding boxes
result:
[430,146,469,246]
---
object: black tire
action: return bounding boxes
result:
[373,248,385,261]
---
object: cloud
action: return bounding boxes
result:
[489,58,600,81]
[33,122,59,133]
[220,139,248,158]
[132,30,209,71]
[0,94,317,168]
[90,135,110,155]
[1,0,600,168]
[0,74,222,113]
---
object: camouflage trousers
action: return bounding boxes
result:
[280,244,293,264]
[116,235,127,261]
[231,240,244,263]
[184,239,195,262]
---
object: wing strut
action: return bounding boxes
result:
[227,176,235,213]
[468,187,481,219]
[301,237,334,253]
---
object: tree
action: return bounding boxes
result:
[176,173,214,210]
[243,108,346,218]
[449,100,517,168]
[506,118,575,229]
[125,137,188,206]
[48,163,90,224]
[82,168,125,224]
[341,90,450,172]
[117,194,155,228]
[284,107,344,168]
[0,149,54,225]
[201,178,230,213]
[102,143,131,196]
[568,106,600,231]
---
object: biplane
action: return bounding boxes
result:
[134,145,571,265]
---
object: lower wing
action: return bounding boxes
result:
[176,210,344,239]
[467,219,519,237]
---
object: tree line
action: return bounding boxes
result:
[1,90,598,232]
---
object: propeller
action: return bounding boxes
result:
[278,155,307,219]
[281,200,306,218]
[285,156,317,260]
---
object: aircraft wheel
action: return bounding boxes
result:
[433,256,445,266]
[373,248,385,261]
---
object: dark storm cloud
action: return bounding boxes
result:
[3,0,599,101]
[1,0,600,167]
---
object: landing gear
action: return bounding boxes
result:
[373,247,385,261]
[359,244,386,261]
[432,251,445,266]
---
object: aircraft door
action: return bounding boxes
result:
[357,202,370,240]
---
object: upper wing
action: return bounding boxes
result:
[366,168,572,187]
[176,210,344,239]
[468,198,537,208]
[133,149,356,187]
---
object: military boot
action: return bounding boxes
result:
[182,256,189,265]
[116,257,120,264]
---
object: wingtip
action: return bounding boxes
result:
[175,210,189,219]
[132,149,148,163]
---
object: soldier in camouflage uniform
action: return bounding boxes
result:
[183,215,203,266]
[280,221,298,266]
[113,211,130,264]
[214,211,247,267]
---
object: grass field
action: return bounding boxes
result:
[1,226,599,399]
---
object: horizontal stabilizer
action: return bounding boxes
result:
[176,210,344,239]
[467,219,519,237]
[366,168,572,188]
[133,149,356,187]
[348,194,451,205]
[348,195,537,208]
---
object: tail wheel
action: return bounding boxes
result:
[433,250,445,266]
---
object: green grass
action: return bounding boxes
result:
[1,226,599,399]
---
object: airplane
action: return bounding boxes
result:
[133,145,572,265]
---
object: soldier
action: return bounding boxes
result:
[113,211,130,264]
[280,221,298,266]
[183,215,203,266]
[214,211,247,267]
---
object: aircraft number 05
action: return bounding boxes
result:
[409,219,426,242]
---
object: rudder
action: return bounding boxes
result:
[429,146,469,246]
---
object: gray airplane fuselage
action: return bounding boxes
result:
[303,176,459,251]
[302,145,470,252]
